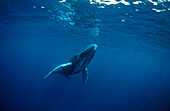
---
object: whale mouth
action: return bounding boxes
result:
[81,44,97,56]
[93,44,97,50]
[90,44,97,51]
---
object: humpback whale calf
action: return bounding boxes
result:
[44,44,97,85]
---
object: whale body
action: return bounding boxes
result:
[44,44,97,85]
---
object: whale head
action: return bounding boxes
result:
[85,44,97,54]
[91,44,97,51]
[86,44,97,57]
[69,44,97,74]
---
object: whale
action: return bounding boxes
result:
[44,44,97,85]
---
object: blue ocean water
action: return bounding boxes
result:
[0,0,170,111]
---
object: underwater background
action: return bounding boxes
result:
[0,0,170,111]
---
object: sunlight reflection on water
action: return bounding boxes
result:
[47,0,170,37]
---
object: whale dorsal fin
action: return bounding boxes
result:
[82,68,88,86]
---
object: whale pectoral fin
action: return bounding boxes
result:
[61,62,72,67]
[44,62,72,79]
[82,68,88,86]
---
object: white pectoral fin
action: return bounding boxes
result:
[61,62,72,67]
[82,68,89,86]
[44,62,72,79]
[44,68,57,79]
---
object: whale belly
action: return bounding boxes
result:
[73,59,89,74]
